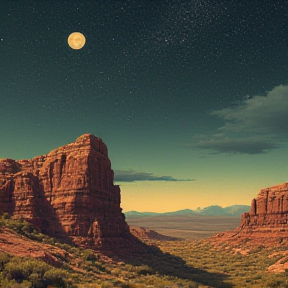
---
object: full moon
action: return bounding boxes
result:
[68,32,86,50]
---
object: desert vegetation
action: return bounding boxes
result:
[1,214,288,287]
[0,253,75,288]
[157,240,288,287]
[0,214,201,287]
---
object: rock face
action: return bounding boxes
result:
[129,226,182,242]
[222,182,288,241]
[206,183,288,251]
[240,182,288,234]
[0,134,132,247]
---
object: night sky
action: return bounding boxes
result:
[1,0,288,212]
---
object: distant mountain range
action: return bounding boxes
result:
[124,205,250,218]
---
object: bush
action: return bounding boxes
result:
[264,279,285,288]
[0,215,36,237]
[81,249,99,261]
[0,278,32,288]
[3,257,51,286]
[101,281,114,288]
[135,265,153,276]
[43,268,67,287]
[1,256,74,288]
[0,252,10,271]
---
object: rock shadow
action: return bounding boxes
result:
[101,235,233,287]
[32,175,70,242]
[7,173,70,243]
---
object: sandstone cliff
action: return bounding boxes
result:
[0,134,132,248]
[211,182,288,245]
[239,182,288,236]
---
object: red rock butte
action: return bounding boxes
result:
[240,182,288,235]
[215,182,288,244]
[0,134,133,248]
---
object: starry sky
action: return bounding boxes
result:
[1,0,288,212]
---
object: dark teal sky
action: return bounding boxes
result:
[1,0,288,211]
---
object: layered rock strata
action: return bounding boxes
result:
[0,134,132,247]
[214,182,288,244]
[239,182,288,235]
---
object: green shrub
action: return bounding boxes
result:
[1,256,74,288]
[135,265,153,276]
[81,249,99,261]
[0,278,32,288]
[264,279,285,288]
[101,281,114,288]
[43,268,67,287]
[0,252,10,271]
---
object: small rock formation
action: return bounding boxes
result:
[129,226,182,242]
[0,134,133,248]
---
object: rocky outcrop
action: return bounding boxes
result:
[240,182,288,234]
[129,226,182,242]
[202,183,288,256]
[212,182,288,244]
[0,134,133,248]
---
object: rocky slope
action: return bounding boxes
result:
[129,226,182,242]
[0,134,134,248]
